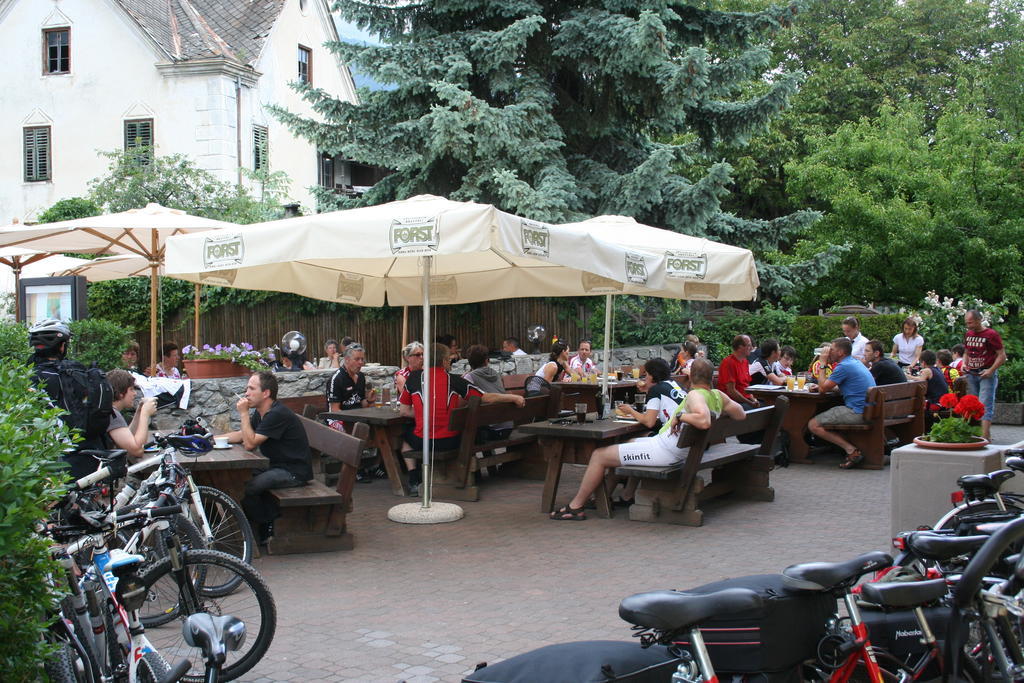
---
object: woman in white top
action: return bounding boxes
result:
[535,341,570,383]
[317,339,341,370]
[891,317,924,367]
[155,342,181,378]
[568,339,597,375]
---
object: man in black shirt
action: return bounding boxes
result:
[865,340,907,386]
[220,371,312,545]
[327,344,377,411]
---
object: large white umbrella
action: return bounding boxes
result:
[0,204,238,369]
[527,214,760,388]
[164,195,759,513]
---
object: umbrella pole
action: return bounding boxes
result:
[421,258,432,507]
[386,255,462,525]
[602,294,613,407]
[193,283,201,348]
[401,306,408,366]
[149,260,158,374]
[12,261,21,321]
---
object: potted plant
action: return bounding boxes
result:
[913,393,988,450]
[181,343,274,378]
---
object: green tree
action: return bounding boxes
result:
[273,0,825,300]
[36,197,101,224]
[786,98,1024,308]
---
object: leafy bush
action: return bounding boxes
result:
[693,304,798,365]
[36,197,101,223]
[787,314,904,370]
[997,359,1024,403]
[0,320,28,363]
[907,292,1008,351]
[68,319,133,370]
[0,360,71,680]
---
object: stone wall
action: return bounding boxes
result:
[156,345,675,431]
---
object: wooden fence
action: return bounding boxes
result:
[139,297,593,368]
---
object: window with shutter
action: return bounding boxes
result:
[124,119,154,165]
[253,126,269,171]
[24,126,51,182]
[43,28,70,74]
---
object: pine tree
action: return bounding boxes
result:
[273,0,831,299]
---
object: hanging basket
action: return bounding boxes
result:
[183,359,250,379]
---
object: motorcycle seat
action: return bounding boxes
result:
[618,588,761,632]
[860,578,947,609]
[782,551,893,591]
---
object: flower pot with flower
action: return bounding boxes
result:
[913,393,989,450]
[181,343,273,379]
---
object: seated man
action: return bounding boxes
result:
[219,371,312,545]
[717,334,759,409]
[464,344,514,441]
[104,368,158,462]
[399,343,525,495]
[807,337,876,470]
[502,336,528,356]
[749,339,784,385]
[327,344,377,411]
[864,340,906,386]
[551,359,744,521]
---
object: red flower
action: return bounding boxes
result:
[939,393,959,410]
[954,395,985,421]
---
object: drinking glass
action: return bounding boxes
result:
[785,375,796,391]
[797,374,807,390]
[574,402,588,424]
[631,367,641,379]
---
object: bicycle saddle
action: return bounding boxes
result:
[782,551,893,591]
[906,532,988,561]
[1006,455,1024,472]
[618,588,761,632]
[182,613,247,665]
[860,578,948,609]
[957,470,1013,496]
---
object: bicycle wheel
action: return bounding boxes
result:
[938,501,1024,532]
[191,486,255,590]
[44,640,92,683]
[136,650,171,683]
[136,549,275,682]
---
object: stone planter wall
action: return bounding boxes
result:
[154,345,674,431]
[995,403,1024,426]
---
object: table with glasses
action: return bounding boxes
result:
[746,386,842,464]
[552,379,643,412]
[175,443,269,504]
[321,407,413,497]
[517,416,648,517]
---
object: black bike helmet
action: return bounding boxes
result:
[29,317,71,353]
[166,434,213,455]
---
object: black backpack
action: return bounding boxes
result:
[34,359,114,449]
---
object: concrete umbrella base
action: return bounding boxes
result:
[387,502,464,524]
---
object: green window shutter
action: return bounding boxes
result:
[24,127,50,182]
[124,119,153,165]
[253,125,269,171]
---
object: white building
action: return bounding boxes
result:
[0,0,364,222]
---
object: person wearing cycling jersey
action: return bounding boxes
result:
[220,370,312,544]
[551,359,745,521]
[104,369,157,462]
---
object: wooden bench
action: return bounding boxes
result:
[405,389,562,501]
[265,417,368,555]
[278,393,326,418]
[501,373,531,396]
[821,382,924,470]
[615,396,788,526]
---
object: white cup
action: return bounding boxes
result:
[214,436,229,448]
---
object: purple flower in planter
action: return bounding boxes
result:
[182,345,195,355]
[242,342,253,351]
[202,344,213,352]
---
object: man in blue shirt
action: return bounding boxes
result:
[807,337,876,469]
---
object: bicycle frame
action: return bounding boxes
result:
[827,593,885,682]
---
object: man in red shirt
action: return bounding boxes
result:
[399,343,524,495]
[717,335,759,409]
[964,309,1007,441]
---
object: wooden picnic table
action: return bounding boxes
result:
[321,407,413,497]
[552,379,641,411]
[746,387,842,464]
[517,417,647,518]
[176,443,269,504]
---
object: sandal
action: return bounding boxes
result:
[550,504,587,521]
[839,450,864,469]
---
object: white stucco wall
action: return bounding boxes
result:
[0,0,356,222]
[252,0,357,210]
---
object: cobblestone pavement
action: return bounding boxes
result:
[241,426,1024,682]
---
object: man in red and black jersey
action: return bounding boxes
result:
[398,343,524,495]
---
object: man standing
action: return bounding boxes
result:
[964,309,1007,441]
[807,338,876,469]
[864,340,906,386]
[717,335,758,409]
[502,337,528,356]
[327,344,377,411]
[842,317,869,363]
[220,371,312,545]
